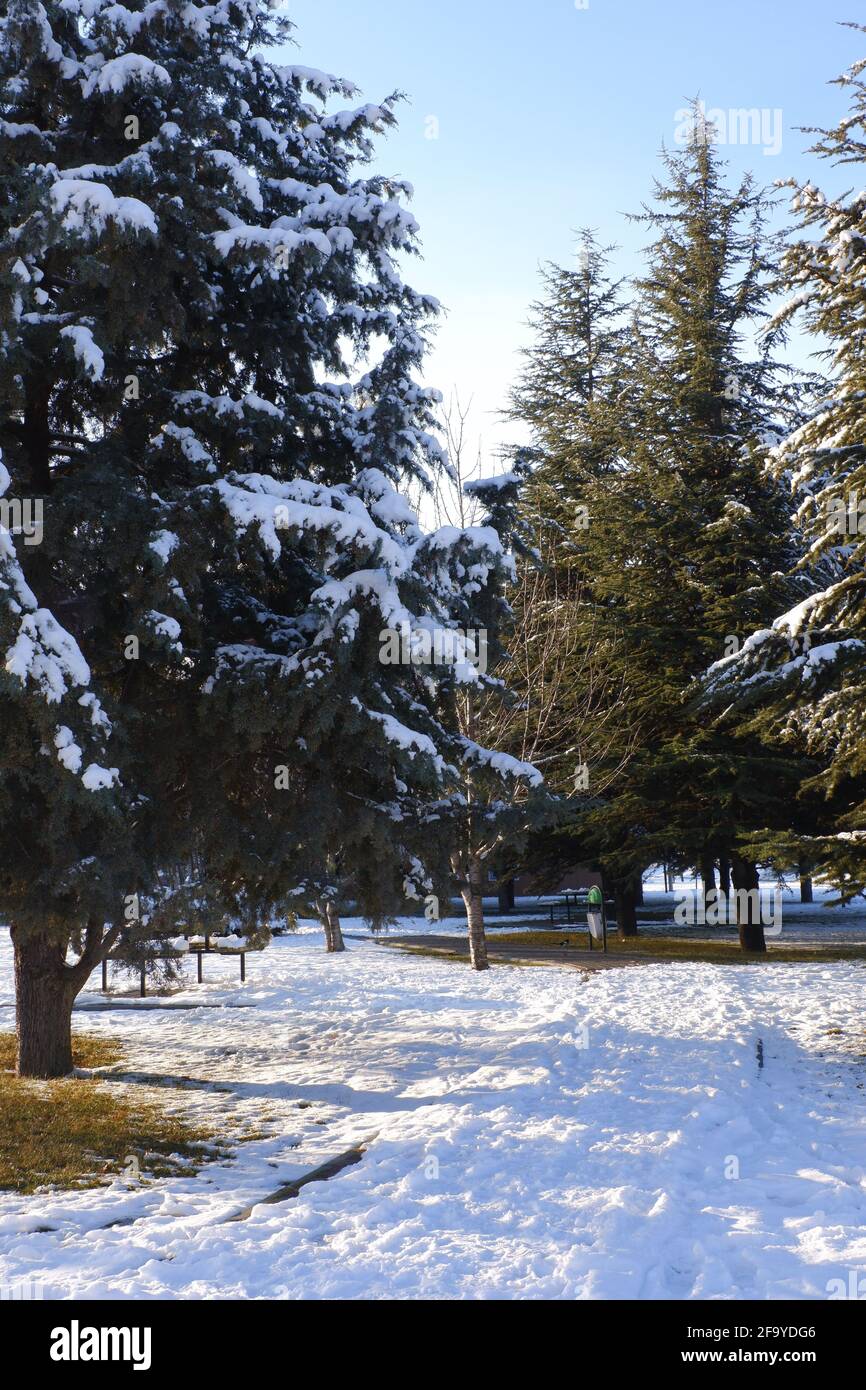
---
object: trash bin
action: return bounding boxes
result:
[587,885,604,942]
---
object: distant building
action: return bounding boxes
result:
[491,865,603,908]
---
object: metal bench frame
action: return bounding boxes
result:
[547,895,610,952]
[100,934,251,996]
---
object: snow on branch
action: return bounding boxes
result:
[210,473,408,569]
[459,737,544,788]
[49,178,158,238]
[0,453,117,792]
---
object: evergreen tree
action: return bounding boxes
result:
[0,0,516,1072]
[509,231,633,496]
[698,38,866,899]
[507,233,644,927]
[513,130,813,948]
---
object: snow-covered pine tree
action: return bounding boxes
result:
[698,39,866,899]
[275,464,529,954]
[0,0,514,1071]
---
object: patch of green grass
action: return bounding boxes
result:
[382,941,562,967]
[483,932,866,964]
[0,1032,220,1194]
[384,934,866,967]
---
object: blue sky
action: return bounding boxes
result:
[283,1,860,468]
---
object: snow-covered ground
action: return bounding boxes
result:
[1,923,865,1300]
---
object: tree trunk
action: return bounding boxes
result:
[614,880,638,939]
[461,857,489,971]
[497,878,515,913]
[22,374,53,493]
[700,852,716,914]
[321,901,346,954]
[633,870,644,906]
[731,855,766,953]
[12,930,76,1079]
[718,856,731,897]
[799,862,814,904]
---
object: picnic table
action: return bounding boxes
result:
[100,932,257,996]
[547,893,611,952]
[548,891,584,925]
